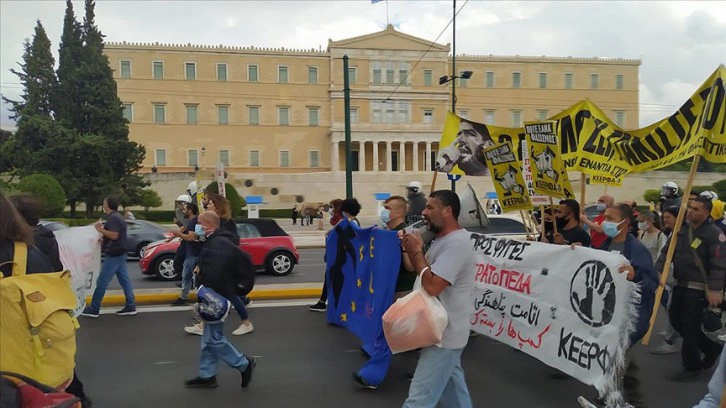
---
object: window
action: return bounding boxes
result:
[278,66,288,83]
[386,62,394,85]
[459,110,469,119]
[590,73,599,89]
[249,150,260,167]
[350,108,358,124]
[153,61,164,79]
[385,104,395,123]
[512,72,521,88]
[484,110,495,125]
[537,109,548,121]
[423,69,432,86]
[187,149,198,166]
[309,151,320,167]
[539,72,548,89]
[120,60,131,78]
[398,101,410,123]
[486,71,495,88]
[615,74,624,90]
[348,67,357,84]
[248,65,258,82]
[217,105,229,125]
[279,150,290,167]
[217,63,227,81]
[423,109,433,124]
[122,103,133,122]
[564,73,573,89]
[459,71,468,87]
[278,107,289,125]
[372,101,382,123]
[186,105,198,124]
[237,223,261,238]
[615,111,626,127]
[153,104,165,124]
[308,107,319,126]
[185,62,196,80]
[399,63,409,85]
[308,66,318,84]
[373,62,382,85]
[390,150,397,172]
[248,106,260,125]
[511,110,522,127]
[155,149,166,166]
[430,151,437,171]
[219,150,230,166]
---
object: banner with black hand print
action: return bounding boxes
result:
[468,234,638,396]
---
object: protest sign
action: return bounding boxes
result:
[325,218,400,386]
[483,141,532,212]
[216,161,226,198]
[54,226,101,317]
[469,235,636,394]
[435,113,496,176]
[525,121,576,197]
[520,140,550,206]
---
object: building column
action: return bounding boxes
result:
[331,141,339,172]
[372,141,379,172]
[425,142,432,172]
[400,141,406,172]
[412,142,419,172]
[386,141,392,172]
[359,141,366,172]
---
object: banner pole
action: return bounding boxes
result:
[580,172,587,213]
[430,171,438,195]
[549,196,558,235]
[539,204,546,242]
[642,154,701,345]
[520,210,534,240]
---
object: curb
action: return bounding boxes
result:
[88,288,322,307]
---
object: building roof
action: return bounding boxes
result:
[328,24,450,52]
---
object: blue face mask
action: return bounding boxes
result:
[380,208,391,224]
[602,220,623,238]
[194,224,205,237]
[597,203,607,212]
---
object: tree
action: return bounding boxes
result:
[138,189,162,211]
[643,189,661,204]
[15,174,67,217]
[54,0,84,131]
[205,183,244,217]
[712,180,726,200]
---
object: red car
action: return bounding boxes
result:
[140,218,300,281]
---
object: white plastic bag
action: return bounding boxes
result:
[382,274,449,354]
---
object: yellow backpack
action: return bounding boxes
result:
[0,241,79,388]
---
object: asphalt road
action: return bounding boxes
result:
[107,248,325,290]
[74,302,711,408]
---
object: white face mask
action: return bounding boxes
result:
[638,222,648,231]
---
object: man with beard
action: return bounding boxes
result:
[551,199,591,247]
[400,190,475,407]
[452,121,490,176]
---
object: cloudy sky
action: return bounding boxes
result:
[1,0,724,129]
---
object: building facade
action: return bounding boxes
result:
[105,25,640,212]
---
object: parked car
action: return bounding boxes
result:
[140,218,300,281]
[465,214,536,241]
[583,204,600,222]
[39,220,70,232]
[98,219,173,258]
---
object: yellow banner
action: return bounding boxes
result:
[436,65,726,185]
[524,121,575,198]
[483,141,532,212]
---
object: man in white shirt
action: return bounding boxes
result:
[401,190,475,408]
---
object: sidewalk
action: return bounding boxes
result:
[277,216,381,248]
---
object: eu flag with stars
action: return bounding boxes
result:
[325,218,400,386]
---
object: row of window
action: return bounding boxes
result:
[122,103,323,126]
[118,60,625,90]
[457,108,626,127]
[154,149,320,168]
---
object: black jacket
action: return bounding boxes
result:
[655,219,726,291]
[219,219,240,243]
[197,229,254,300]
[0,240,54,277]
[33,225,64,271]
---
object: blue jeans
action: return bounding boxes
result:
[89,254,135,312]
[199,322,250,379]
[403,346,472,408]
[230,295,249,321]
[180,255,198,300]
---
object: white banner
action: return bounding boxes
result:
[54,226,101,317]
[468,234,636,394]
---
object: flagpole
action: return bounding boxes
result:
[386,0,389,26]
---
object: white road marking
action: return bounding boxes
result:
[99,299,320,314]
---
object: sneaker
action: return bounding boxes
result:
[176,282,182,288]
[115,306,137,316]
[667,369,702,382]
[184,322,204,336]
[244,297,253,306]
[170,298,188,307]
[308,301,326,312]
[240,357,256,388]
[80,307,99,318]
[232,323,254,336]
[184,376,218,388]
[352,372,377,390]
[650,341,679,355]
